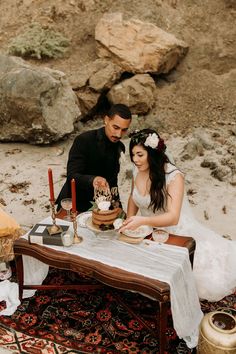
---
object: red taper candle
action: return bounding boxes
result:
[71,178,76,212]
[48,168,55,201]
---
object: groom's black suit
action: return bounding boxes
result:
[56,127,125,212]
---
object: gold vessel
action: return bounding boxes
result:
[197,311,236,354]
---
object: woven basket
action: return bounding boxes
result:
[0,207,23,262]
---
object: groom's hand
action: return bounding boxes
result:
[93,176,109,189]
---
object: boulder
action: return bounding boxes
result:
[181,138,204,160]
[89,62,122,92]
[69,59,122,91]
[107,74,156,114]
[0,54,80,144]
[75,88,100,116]
[69,59,123,116]
[211,166,231,181]
[193,128,214,150]
[200,157,218,170]
[95,12,188,74]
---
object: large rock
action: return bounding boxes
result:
[75,88,100,116]
[95,12,188,74]
[107,74,156,114]
[0,54,80,144]
[69,58,123,116]
[69,59,122,92]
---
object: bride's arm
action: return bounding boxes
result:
[126,178,139,218]
[120,173,184,231]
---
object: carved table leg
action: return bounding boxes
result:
[15,254,24,301]
[159,301,169,354]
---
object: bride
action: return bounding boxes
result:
[119,128,236,301]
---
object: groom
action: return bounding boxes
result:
[56,104,132,213]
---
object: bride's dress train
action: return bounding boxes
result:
[132,164,236,301]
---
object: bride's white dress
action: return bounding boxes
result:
[132,164,236,301]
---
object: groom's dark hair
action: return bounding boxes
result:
[107,104,132,120]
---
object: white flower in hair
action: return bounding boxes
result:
[144,133,159,149]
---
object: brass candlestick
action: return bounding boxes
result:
[47,200,63,235]
[72,211,83,244]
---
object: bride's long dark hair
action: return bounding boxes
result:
[129,128,172,213]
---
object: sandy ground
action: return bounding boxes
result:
[0,132,235,240]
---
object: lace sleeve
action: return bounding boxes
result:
[132,164,138,179]
[166,164,184,186]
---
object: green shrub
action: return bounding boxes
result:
[8,23,70,59]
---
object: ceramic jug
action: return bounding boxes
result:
[197,311,236,354]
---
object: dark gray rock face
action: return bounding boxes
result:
[0,54,81,144]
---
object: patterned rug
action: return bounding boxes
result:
[0,266,235,354]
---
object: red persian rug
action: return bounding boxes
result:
[0,266,235,354]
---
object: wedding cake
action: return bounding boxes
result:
[92,207,121,226]
[92,187,121,229]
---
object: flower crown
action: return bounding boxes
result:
[129,130,166,152]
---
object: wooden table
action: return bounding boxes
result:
[14,234,195,354]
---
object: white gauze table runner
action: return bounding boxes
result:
[22,217,203,348]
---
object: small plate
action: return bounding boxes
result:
[86,216,115,233]
[77,211,92,228]
[123,225,153,239]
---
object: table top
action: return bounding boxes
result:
[14,232,195,301]
[55,209,195,252]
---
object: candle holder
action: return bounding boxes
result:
[71,211,83,244]
[47,200,63,235]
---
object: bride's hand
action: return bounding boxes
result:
[119,216,144,233]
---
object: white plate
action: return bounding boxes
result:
[123,225,153,239]
[86,216,115,233]
[77,211,92,228]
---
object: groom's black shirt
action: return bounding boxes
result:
[56,127,125,212]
